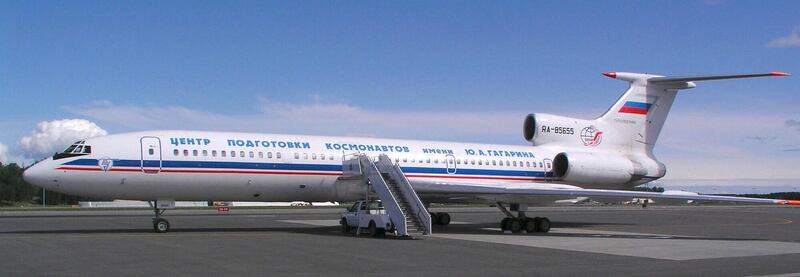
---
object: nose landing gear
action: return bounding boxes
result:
[149,200,175,233]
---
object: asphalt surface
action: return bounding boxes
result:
[1,205,799,276]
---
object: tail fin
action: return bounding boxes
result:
[597,71,789,153]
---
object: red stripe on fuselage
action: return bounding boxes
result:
[55,166,542,181]
[404,174,539,181]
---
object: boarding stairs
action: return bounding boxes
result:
[343,153,432,236]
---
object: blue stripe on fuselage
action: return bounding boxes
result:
[62,158,545,177]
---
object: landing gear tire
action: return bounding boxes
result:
[153,218,170,233]
[500,217,511,231]
[524,218,537,233]
[431,212,441,225]
[340,219,350,233]
[535,217,551,233]
[437,213,451,226]
[508,218,523,233]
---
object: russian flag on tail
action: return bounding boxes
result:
[619,101,651,115]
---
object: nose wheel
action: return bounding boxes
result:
[150,201,171,233]
[153,218,170,233]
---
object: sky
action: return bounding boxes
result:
[1,1,798,182]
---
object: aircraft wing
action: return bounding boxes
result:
[414,180,800,205]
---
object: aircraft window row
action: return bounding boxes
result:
[390,156,540,168]
[169,148,541,168]
[293,152,335,160]
[172,149,282,160]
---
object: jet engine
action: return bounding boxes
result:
[552,152,647,186]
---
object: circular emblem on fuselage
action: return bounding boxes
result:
[98,157,114,172]
[580,126,603,146]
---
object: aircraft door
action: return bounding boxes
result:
[140,137,162,174]
[542,158,553,182]
[445,154,457,174]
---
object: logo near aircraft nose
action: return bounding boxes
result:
[98,157,114,172]
[580,126,603,147]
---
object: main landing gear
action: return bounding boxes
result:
[431,212,451,226]
[150,200,173,233]
[496,203,550,234]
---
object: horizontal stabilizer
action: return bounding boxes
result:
[648,72,789,84]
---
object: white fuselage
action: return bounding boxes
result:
[24,130,651,202]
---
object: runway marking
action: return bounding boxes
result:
[278,220,341,226]
[432,228,800,261]
[746,273,800,277]
[278,219,477,226]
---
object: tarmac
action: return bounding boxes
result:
[1,205,799,276]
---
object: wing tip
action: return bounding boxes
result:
[770,71,790,77]
[602,72,617,79]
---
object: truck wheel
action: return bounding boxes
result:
[368,221,378,237]
[340,218,350,233]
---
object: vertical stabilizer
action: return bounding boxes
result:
[596,71,788,154]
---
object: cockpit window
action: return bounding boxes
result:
[64,145,78,153]
[53,141,92,160]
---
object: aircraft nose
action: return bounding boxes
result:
[23,159,56,189]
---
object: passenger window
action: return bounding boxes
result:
[203,150,208,157]
[434,159,438,164]
[402,158,407,163]
[277,152,282,159]
[457,159,461,165]
[321,153,326,160]
[513,161,517,167]
[539,162,543,167]
[526,161,530,167]
[212,150,217,157]
[248,151,254,158]
[174,149,179,156]
[221,151,227,157]
[183,150,189,156]
[506,161,511,166]
[395,158,400,163]
[193,150,198,156]
[312,153,317,160]
[240,151,245,157]
[294,153,299,159]
[426,158,431,164]
[478,160,483,165]
[303,153,308,160]
[470,160,475,165]
[231,151,237,157]
[492,160,497,166]
[268,152,273,159]
[258,152,264,159]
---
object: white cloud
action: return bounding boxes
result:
[17,119,108,158]
[767,26,800,48]
[0,142,8,165]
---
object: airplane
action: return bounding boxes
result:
[23,71,798,234]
